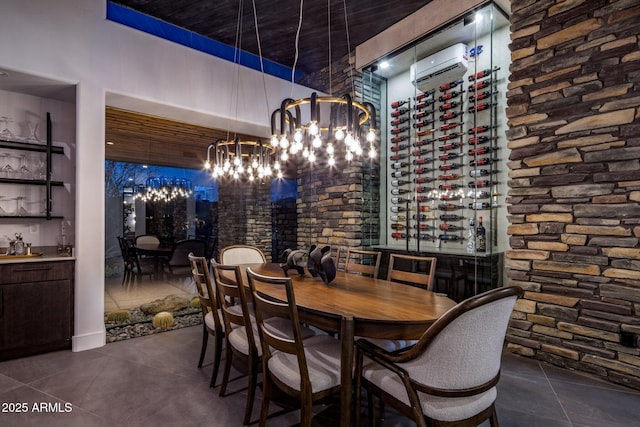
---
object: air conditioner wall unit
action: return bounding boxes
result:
[410,43,469,91]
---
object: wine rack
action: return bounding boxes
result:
[387,67,500,251]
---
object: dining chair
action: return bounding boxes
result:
[246,267,342,427]
[163,239,206,279]
[118,236,155,285]
[134,234,160,247]
[344,248,381,278]
[220,244,267,265]
[387,253,437,290]
[354,286,523,427]
[188,253,224,388]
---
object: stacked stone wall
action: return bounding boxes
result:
[506,0,640,390]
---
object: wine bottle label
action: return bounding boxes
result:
[438,91,463,101]
[414,89,435,100]
[390,223,405,230]
[391,126,409,134]
[438,174,461,181]
[416,129,433,137]
[439,224,464,231]
[391,232,407,239]
[391,179,411,186]
[390,100,408,108]
[468,67,499,81]
[415,186,434,193]
[418,205,432,212]
[438,142,464,151]
[389,153,408,161]
[438,163,462,171]
[414,177,437,184]
[469,202,493,210]
[413,138,436,146]
[390,215,406,222]
[390,144,408,151]
[467,125,496,135]
[468,80,492,91]
[390,116,410,126]
[439,79,464,91]
[391,162,409,169]
[415,223,436,230]
[390,206,406,213]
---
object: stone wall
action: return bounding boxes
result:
[217,179,272,261]
[506,0,640,389]
[272,196,297,262]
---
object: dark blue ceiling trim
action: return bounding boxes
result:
[106,2,302,83]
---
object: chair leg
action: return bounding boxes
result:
[300,393,313,427]
[198,324,208,368]
[219,343,233,396]
[367,385,376,427]
[489,404,499,427]
[210,332,223,388]
[259,373,271,427]
[243,358,258,425]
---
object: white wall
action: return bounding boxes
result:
[0,0,315,352]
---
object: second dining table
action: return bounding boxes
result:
[236,263,457,427]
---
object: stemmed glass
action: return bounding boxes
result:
[0,196,6,215]
[15,196,29,216]
[0,116,14,140]
[18,155,31,179]
[27,121,40,141]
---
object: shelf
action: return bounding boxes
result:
[0,139,64,154]
[0,215,63,219]
[0,178,64,186]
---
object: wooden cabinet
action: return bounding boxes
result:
[0,261,74,360]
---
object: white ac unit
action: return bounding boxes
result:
[410,43,469,91]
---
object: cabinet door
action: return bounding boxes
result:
[0,279,72,353]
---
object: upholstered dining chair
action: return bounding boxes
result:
[163,239,206,279]
[246,267,342,427]
[118,236,155,285]
[354,286,523,427]
[344,248,381,278]
[188,253,224,388]
[134,234,160,247]
[387,253,437,290]
[220,244,266,265]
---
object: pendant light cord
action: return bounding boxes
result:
[251,0,270,117]
[290,0,304,98]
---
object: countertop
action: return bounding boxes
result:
[0,246,75,264]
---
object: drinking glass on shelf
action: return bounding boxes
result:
[15,196,29,216]
[32,154,46,180]
[27,121,40,141]
[0,196,6,215]
[19,155,31,179]
[0,116,14,140]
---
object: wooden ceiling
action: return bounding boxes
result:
[105,107,264,171]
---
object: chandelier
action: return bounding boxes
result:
[134,177,193,203]
[204,137,279,181]
[270,93,377,166]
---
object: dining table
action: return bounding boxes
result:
[135,242,173,274]
[237,263,457,427]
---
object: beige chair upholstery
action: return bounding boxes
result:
[345,248,381,278]
[220,244,266,265]
[134,234,160,247]
[246,267,342,427]
[163,239,206,279]
[355,286,523,427]
[188,253,224,388]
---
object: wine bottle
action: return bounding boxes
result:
[438,90,463,101]
[414,89,435,100]
[391,179,411,187]
[413,138,436,146]
[438,173,461,181]
[468,67,499,81]
[414,167,436,174]
[467,125,497,135]
[390,108,410,117]
[468,136,498,145]
[391,161,409,169]
[439,152,462,161]
[439,111,460,121]
[391,232,407,239]
[468,80,492,91]
[418,205,432,212]
[440,122,463,131]
[391,170,409,178]
[438,132,464,141]
[389,153,408,161]
[415,195,436,203]
[391,196,410,204]
[439,183,464,190]
[468,190,490,199]
[413,214,434,221]
[438,203,464,211]
[469,169,497,177]
[438,142,464,151]
[391,126,409,135]
[468,180,498,188]
[439,223,464,231]
[439,234,462,241]
[477,216,487,252]
[391,188,411,195]
[413,110,433,120]
[390,116,410,126]
[413,157,434,165]
[438,163,463,171]
[416,129,432,137]
[414,176,437,184]
[413,120,434,129]
[469,201,493,210]
[439,79,464,91]
[390,206,406,213]
[414,233,437,241]
[439,101,460,112]
[415,100,436,109]
[390,100,408,108]
[469,157,497,167]
[412,148,434,156]
[415,186,434,193]
[439,193,463,200]
[390,223,406,230]
[414,223,436,230]
[439,214,465,221]
[468,102,495,113]
[469,90,498,102]
[390,215,406,222]
[469,146,499,156]
[390,143,409,151]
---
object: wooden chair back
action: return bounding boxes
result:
[211,261,253,336]
[345,248,381,278]
[220,244,266,265]
[387,253,437,290]
[188,253,219,325]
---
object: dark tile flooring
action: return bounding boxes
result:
[1,325,639,427]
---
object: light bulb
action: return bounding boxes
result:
[309,121,319,136]
[355,143,363,156]
[335,128,345,141]
[308,151,316,163]
[204,160,211,169]
[367,129,376,142]
[281,152,289,161]
[302,147,309,158]
[249,174,255,182]
[233,171,239,179]
[326,143,335,155]
[274,161,281,170]
[345,132,354,146]
[233,156,241,166]
[277,170,283,179]
[312,135,322,148]
[237,165,245,174]
[328,156,336,166]
[345,151,354,162]
[368,147,377,158]
[280,135,289,149]
[252,159,259,169]
[270,135,279,146]
[294,128,303,142]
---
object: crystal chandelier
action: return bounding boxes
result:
[134,177,192,203]
[270,93,377,166]
[204,138,278,181]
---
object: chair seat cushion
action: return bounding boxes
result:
[267,334,341,393]
[362,359,497,422]
[361,338,417,352]
[227,317,315,357]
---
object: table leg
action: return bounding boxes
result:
[340,315,354,427]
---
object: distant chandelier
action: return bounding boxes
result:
[204,138,279,181]
[134,177,193,203]
[270,93,377,166]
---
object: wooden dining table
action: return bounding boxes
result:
[237,263,457,427]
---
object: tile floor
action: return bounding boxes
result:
[1,324,639,427]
